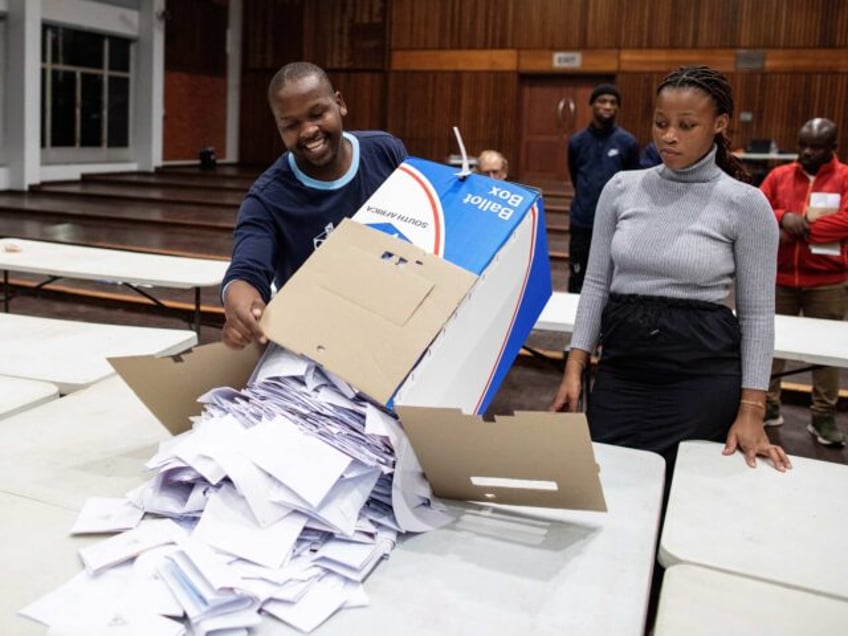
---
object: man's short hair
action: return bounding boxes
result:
[267,61,333,104]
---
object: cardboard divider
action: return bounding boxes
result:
[396,406,607,511]
[109,342,263,435]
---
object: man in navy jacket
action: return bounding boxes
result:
[221,62,407,348]
[567,84,640,293]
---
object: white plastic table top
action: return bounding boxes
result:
[0,375,666,636]
[0,237,228,289]
[534,291,848,368]
[0,492,100,636]
[0,313,197,393]
[0,376,59,419]
[659,440,848,600]
[654,564,848,636]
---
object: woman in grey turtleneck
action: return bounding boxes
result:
[551,65,791,474]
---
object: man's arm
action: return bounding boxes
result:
[808,170,848,243]
[759,168,807,240]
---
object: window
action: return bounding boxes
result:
[41,25,132,163]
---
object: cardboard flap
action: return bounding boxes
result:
[260,220,476,404]
[395,406,607,512]
[109,342,263,435]
[314,242,436,327]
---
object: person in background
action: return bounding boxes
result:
[566,83,640,293]
[551,65,791,473]
[639,141,662,168]
[476,149,508,180]
[760,117,848,446]
[221,61,407,349]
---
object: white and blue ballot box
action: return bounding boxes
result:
[261,157,552,414]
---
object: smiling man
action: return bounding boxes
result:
[221,62,407,349]
[760,117,848,446]
[566,83,640,293]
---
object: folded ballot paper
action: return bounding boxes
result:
[21,346,453,635]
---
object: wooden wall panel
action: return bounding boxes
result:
[617,0,698,49]
[330,71,388,131]
[233,0,848,168]
[392,50,517,71]
[765,50,848,73]
[243,0,303,70]
[584,0,621,49]
[510,0,586,49]
[238,71,282,166]
[165,0,228,75]
[386,72,518,164]
[619,49,736,72]
[302,0,387,69]
[747,74,848,157]
[390,0,515,50]
[613,73,666,147]
[737,0,848,48]
[688,1,740,47]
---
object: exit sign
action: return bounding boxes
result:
[552,52,582,68]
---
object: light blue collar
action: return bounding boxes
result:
[287,132,359,189]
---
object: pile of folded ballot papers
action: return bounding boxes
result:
[20,345,454,635]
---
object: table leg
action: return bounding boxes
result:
[194,287,201,337]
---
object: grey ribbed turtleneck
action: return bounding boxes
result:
[570,146,778,389]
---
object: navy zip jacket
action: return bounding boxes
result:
[223,131,407,302]
[567,124,640,229]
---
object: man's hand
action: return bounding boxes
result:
[780,212,809,239]
[222,280,267,349]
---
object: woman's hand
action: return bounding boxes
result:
[723,403,792,472]
[549,350,589,412]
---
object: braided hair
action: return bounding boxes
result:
[657,65,751,183]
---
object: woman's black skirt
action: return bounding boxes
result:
[587,293,742,462]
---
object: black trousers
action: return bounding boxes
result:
[587,294,742,468]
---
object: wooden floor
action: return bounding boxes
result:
[1,163,845,465]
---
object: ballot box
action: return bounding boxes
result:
[269,157,552,415]
[108,159,604,513]
[114,157,550,419]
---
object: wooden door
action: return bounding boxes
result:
[517,75,614,186]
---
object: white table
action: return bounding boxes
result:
[0,376,172,509]
[533,290,580,333]
[0,493,100,636]
[0,238,229,334]
[773,313,848,368]
[733,152,798,162]
[0,375,666,636]
[654,564,848,636]
[0,313,196,393]
[0,376,58,419]
[534,291,848,368]
[659,440,848,600]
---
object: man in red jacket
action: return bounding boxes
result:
[760,118,848,446]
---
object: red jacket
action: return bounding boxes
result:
[760,155,848,288]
